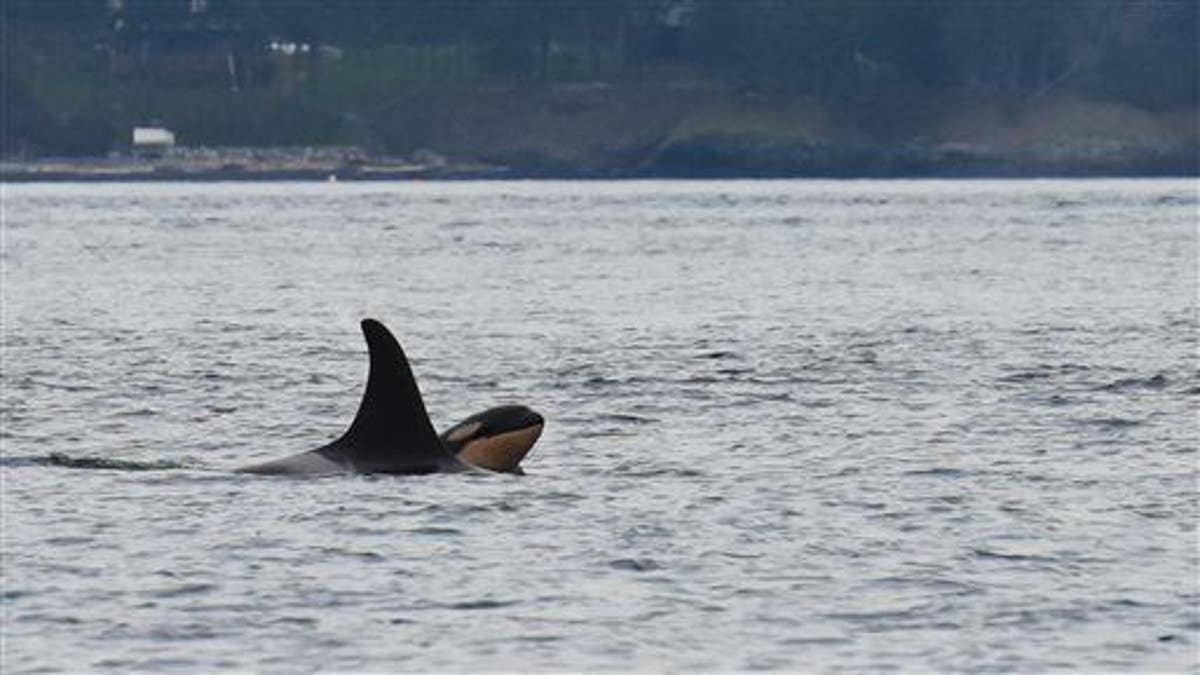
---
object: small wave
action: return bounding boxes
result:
[611,464,705,478]
[0,456,45,468]
[407,527,463,537]
[42,536,95,546]
[867,576,982,595]
[726,392,794,407]
[314,546,387,561]
[272,616,319,627]
[597,413,659,425]
[151,583,219,598]
[902,467,967,478]
[572,429,638,439]
[1077,417,1145,430]
[446,599,519,610]
[973,548,1057,563]
[798,398,837,409]
[1105,598,1152,609]
[14,613,86,625]
[715,551,763,560]
[780,635,852,646]
[115,408,160,418]
[540,490,587,503]
[38,453,193,471]
[19,378,99,393]
[1095,373,1170,392]
[997,363,1092,383]
[993,369,1051,381]
[583,375,622,387]
[1049,198,1084,209]
[609,558,661,572]
[824,609,919,622]
[1153,194,1198,206]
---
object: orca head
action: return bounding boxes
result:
[440,405,545,473]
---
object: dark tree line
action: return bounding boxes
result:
[4,1,1197,156]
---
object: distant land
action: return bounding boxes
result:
[4,2,1197,178]
[4,88,1196,180]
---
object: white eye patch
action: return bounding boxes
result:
[446,421,483,444]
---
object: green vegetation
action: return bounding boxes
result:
[3,1,1197,174]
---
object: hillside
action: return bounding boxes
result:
[3,1,1197,176]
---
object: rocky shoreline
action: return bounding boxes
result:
[0,159,508,182]
[0,147,513,182]
[4,149,1193,182]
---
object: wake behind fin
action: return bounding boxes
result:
[317,319,460,474]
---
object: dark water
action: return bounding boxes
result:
[3,180,1196,672]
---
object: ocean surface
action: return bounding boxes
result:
[2,179,1197,673]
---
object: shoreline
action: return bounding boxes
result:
[3,157,1196,182]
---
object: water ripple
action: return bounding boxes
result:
[3,179,1195,673]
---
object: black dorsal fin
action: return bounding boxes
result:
[318,319,455,474]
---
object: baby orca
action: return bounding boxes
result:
[439,405,544,473]
[237,319,544,476]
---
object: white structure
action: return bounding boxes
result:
[132,126,176,156]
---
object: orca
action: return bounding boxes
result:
[237,319,543,476]
[438,405,545,474]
